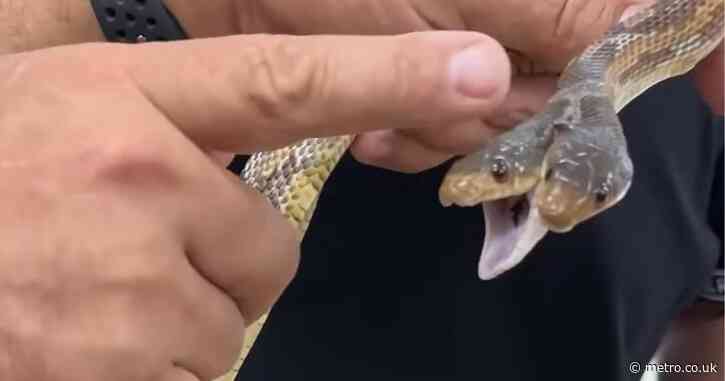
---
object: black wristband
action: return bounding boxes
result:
[89,0,188,43]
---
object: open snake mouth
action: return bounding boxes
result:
[478,192,549,280]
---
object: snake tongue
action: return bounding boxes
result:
[478,193,549,280]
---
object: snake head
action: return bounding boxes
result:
[533,124,633,233]
[439,118,552,207]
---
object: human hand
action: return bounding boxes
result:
[6,0,650,173]
[168,0,657,172]
[0,31,514,380]
[16,0,717,172]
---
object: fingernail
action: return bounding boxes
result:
[450,43,506,99]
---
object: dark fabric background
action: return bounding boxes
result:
[232,75,724,381]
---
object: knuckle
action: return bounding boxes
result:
[241,38,328,127]
[87,137,180,190]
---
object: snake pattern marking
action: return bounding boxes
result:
[226,0,724,376]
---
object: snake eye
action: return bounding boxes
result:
[593,185,610,204]
[490,158,509,183]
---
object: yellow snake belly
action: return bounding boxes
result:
[219,1,724,379]
[241,135,354,236]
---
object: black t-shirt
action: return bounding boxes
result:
[232,75,724,381]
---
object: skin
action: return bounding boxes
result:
[181,2,725,376]
[0,0,653,172]
[0,29,521,381]
[0,1,720,380]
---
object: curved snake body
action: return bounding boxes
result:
[231,0,724,374]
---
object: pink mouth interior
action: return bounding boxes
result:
[478,193,549,280]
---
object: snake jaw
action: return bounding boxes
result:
[439,171,541,208]
[439,160,551,280]
[478,193,549,280]
[531,180,587,233]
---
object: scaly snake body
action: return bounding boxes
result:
[226,0,724,376]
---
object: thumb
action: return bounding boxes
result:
[117,31,511,152]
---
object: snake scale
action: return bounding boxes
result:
[224,0,724,377]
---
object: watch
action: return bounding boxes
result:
[89,0,188,43]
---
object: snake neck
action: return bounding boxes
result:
[559,0,724,113]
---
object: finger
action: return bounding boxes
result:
[159,366,201,381]
[399,75,557,154]
[351,75,557,173]
[406,75,556,151]
[486,75,557,129]
[178,152,299,324]
[694,42,724,115]
[207,150,236,168]
[397,119,495,155]
[116,31,510,152]
[351,130,452,173]
[168,259,245,380]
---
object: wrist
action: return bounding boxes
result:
[0,0,240,55]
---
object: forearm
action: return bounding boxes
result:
[0,0,239,54]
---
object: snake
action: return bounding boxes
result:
[224,0,724,377]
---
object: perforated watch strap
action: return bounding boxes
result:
[89,0,188,43]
